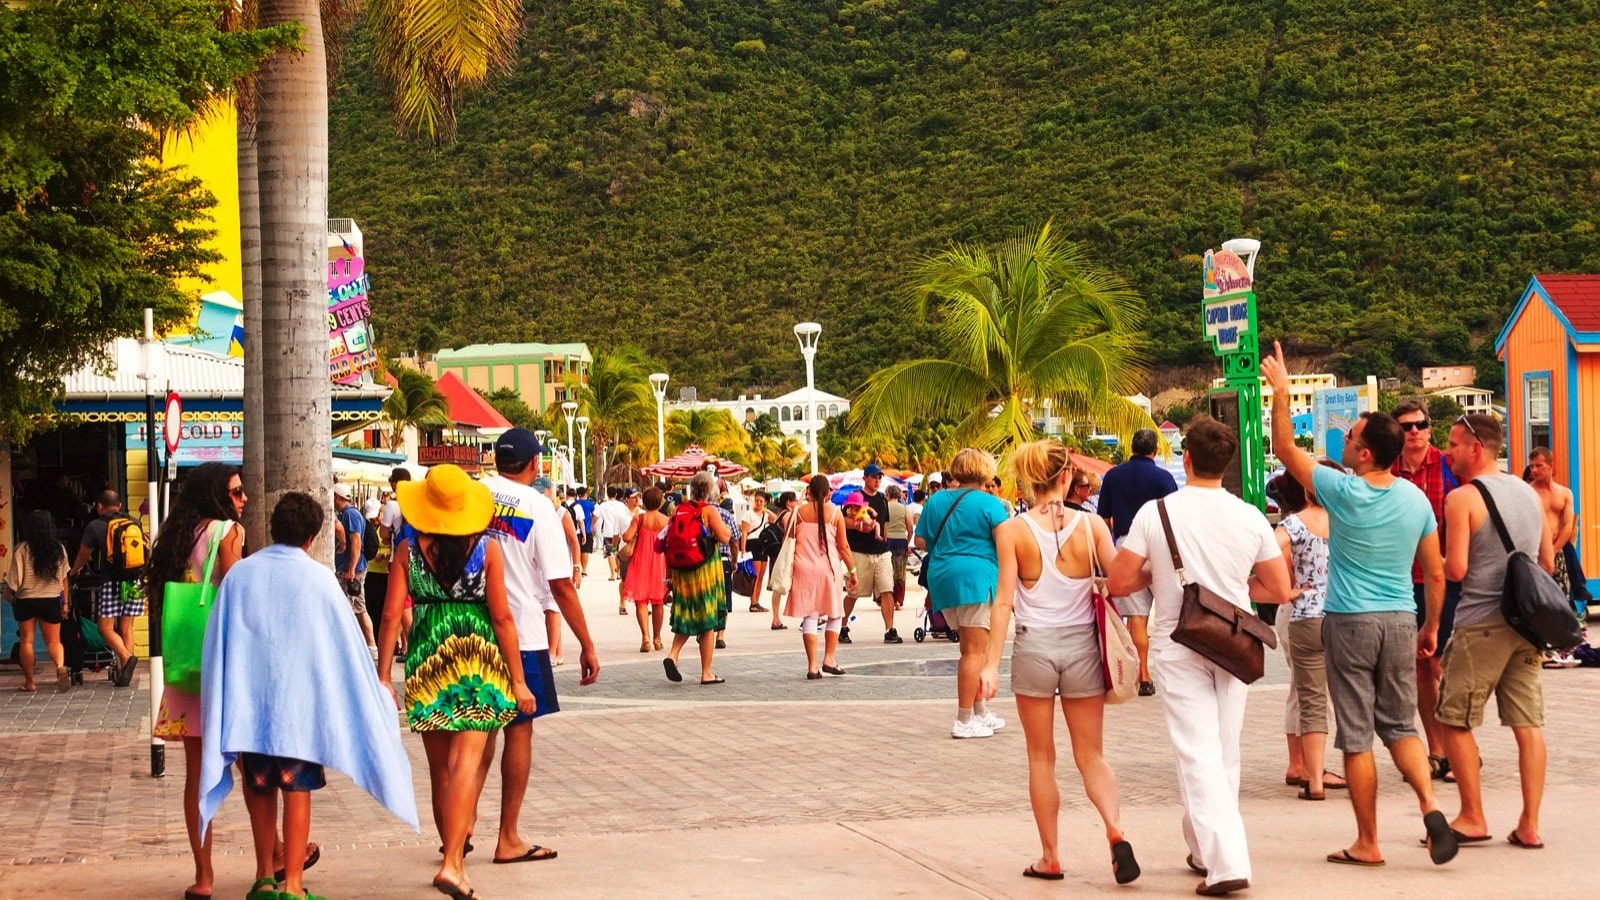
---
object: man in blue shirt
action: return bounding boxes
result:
[1098,428,1177,696]
[576,485,597,576]
[1264,342,1458,869]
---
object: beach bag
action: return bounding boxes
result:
[1474,480,1584,652]
[917,489,973,590]
[730,558,757,596]
[751,520,784,561]
[767,514,799,597]
[664,500,715,570]
[1158,501,1277,684]
[103,514,147,580]
[162,523,224,693]
[1083,513,1137,704]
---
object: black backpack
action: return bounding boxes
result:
[361,514,380,562]
[751,519,784,561]
[1473,479,1584,652]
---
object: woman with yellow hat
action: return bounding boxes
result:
[376,465,536,900]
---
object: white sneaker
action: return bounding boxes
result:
[978,711,1006,732]
[951,718,995,739]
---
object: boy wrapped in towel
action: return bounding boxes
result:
[199,492,418,900]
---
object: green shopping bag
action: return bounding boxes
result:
[162,524,223,693]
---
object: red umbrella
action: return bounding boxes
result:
[1069,452,1113,477]
[640,445,749,479]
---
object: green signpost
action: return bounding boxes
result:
[1202,244,1266,511]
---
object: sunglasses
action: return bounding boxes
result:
[1398,420,1430,432]
[229,487,247,499]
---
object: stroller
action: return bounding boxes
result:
[63,583,117,684]
[912,595,959,643]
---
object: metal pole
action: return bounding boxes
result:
[577,418,589,485]
[650,373,669,464]
[139,309,165,778]
[805,352,818,474]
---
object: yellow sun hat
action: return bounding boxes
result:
[395,464,493,535]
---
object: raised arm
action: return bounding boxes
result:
[1261,340,1319,497]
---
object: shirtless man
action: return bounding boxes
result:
[1525,448,1583,666]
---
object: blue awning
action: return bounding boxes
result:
[332,446,407,464]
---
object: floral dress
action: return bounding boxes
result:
[402,534,516,732]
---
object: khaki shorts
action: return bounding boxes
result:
[849,552,894,599]
[942,601,993,631]
[1011,624,1104,699]
[1436,618,1544,729]
[341,575,368,618]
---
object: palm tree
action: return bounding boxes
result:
[381,367,452,451]
[749,435,804,480]
[849,221,1154,457]
[570,348,656,479]
[666,409,748,458]
[246,0,525,555]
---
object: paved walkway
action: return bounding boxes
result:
[1,571,1596,898]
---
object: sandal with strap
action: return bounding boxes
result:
[246,879,277,900]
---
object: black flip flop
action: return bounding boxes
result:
[493,845,557,864]
[770,623,788,630]
[432,877,477,900]
[1423,810,1460,865]
[1022,865,1064,880]
[1507,831,1545,849]
[700,676,726,685]
[274,843,320,883]
[1298,786,1326,801]
[1417,829,1490,847]
[1111,839,1141,885]
[438,839,474,856]
[663,658,682,682]
[1326,849,1384,867]
[821,664,846,676]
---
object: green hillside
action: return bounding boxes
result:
[327,0,1600,399]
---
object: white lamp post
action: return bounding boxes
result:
[649,372,669,463]
[534,430,550,477]
[794,322,822,474]
[561,401,578,484]
[1221,237,1261,279]
[576,416,589,486]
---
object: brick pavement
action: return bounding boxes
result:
[2,575,1597,897]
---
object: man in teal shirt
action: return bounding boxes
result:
[1264,342,1458,870]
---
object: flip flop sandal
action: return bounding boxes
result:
[493,845,557,864]
[432,877,478,900]
[1326,850,1385,867]
[1507,831,1545,849]
[700,676,726,685]
[246,877,277,900]
[1423,810,1460,865]
[1418,829,1491,847]
[1022,865,1064,880]
[1321,771,1348,789]
[663,659,683,682]
[275,843,320,883]
[1298,786,1326,801]
[771,623,788,630]
[438,839,474,855]
[1111,840,1141,885]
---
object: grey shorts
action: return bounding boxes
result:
[1323,611,1419,754]
[942,601,992,630]
[1010,624,1104,700]
[1113,588,1153,617]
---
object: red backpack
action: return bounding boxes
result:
[664,500,715,570]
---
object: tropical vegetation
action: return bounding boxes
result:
[568,346,658,477]
[665,408,747,458]
[849,222,1154,456]
[381,366,450,449]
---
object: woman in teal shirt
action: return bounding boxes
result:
[916,448,1012,738]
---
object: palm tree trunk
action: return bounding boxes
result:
[239,97,267,553]
[256,0,332,562]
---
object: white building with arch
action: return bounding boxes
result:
[665,388,850,437]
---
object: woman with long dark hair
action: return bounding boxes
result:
[783,475,858,678]
[377,464,535,900]
[4,510,71,692]
[144,462,248,900]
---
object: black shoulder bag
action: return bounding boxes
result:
[1472,479,1583,652]
[917,489,973,589]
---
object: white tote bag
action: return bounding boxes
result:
[766,513,799,598]
[1087,516,1139,705]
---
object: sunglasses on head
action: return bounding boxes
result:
[1398,419,1430,432]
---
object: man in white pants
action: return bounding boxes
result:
[1109,417,1292,897]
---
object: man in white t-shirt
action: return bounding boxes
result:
[480,428,599,864]
[595,487,634,587]
[1108,417,1292,897]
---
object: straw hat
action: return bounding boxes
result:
[396,464,493,535]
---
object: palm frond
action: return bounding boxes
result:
[848,359,990,439]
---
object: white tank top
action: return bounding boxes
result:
[1014,511,1096,627]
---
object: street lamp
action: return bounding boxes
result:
[534,430,550,477]
[794,322,821,474]
[649,372,669,463]
[576,416,589,486]
[1221,237,1262,279]
[561,400,578,484]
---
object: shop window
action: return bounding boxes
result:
[1525,373,1551,454]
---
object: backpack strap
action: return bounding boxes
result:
[1441,458,1460,492]
[1470,478,1516,554]
[927,489,973,555]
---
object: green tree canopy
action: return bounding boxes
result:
[479,386,537,430]
[0,0,286,440]
[382,367,450,448]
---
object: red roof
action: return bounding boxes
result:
[1538,274,1600,332]
[434,371,513,430]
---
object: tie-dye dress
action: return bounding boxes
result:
[402,534,517,732]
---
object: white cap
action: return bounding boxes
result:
[362,498,381,518]
[333,483,353,500]
[927,472,943,483]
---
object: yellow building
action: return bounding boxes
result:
[435,343,593,414]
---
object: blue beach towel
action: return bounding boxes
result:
[198,544,418,832]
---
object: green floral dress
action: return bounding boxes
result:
[403,533,516,732]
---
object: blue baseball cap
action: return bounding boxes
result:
[863,463,884,477]
[496,428,543,466]
[532,476,554,492]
